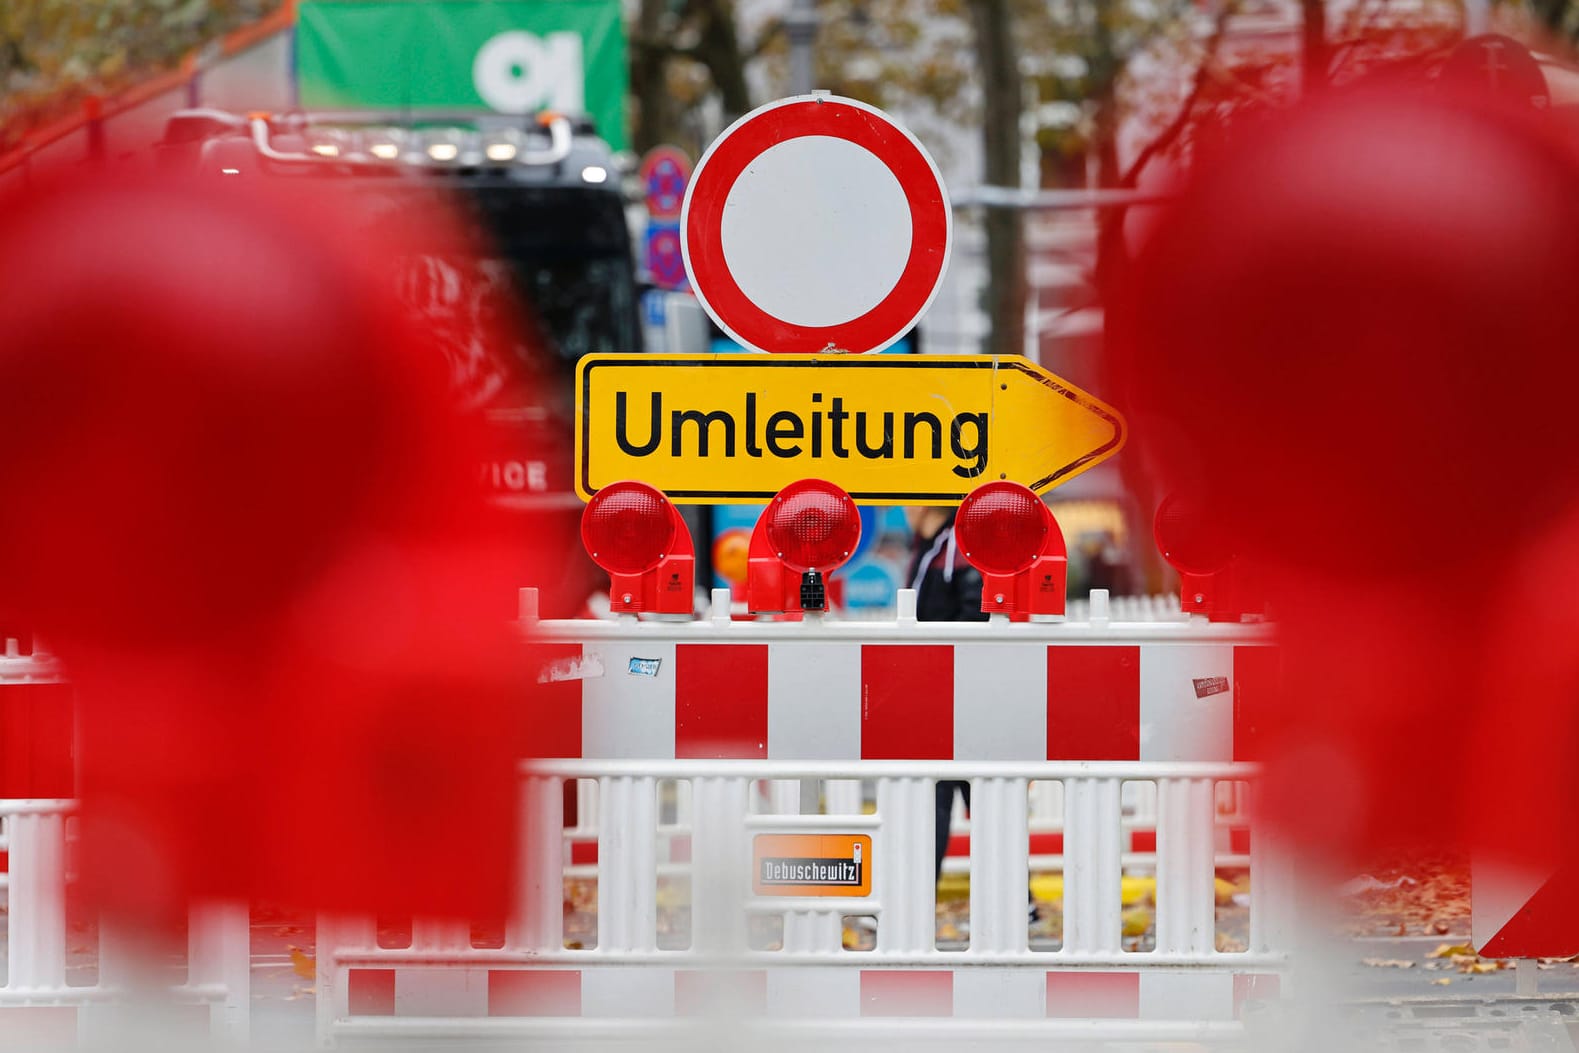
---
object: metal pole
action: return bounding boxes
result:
[787,0,818,95]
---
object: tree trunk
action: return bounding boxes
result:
[969,0,1024,358]
[691,0,753,125]
[630,0,673,154]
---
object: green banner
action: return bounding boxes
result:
[297,0,627,150]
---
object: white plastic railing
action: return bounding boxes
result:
[316,758,1293,1046]
[0,800,250,1042]
[1,641,250,1043]
[559,776,1253,879]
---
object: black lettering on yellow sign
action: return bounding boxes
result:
[614,391,989,479]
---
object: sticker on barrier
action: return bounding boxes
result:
[754,834,873,897]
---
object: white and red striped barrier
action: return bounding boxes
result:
[0,642,250,1049]
[313,589,1292,1047]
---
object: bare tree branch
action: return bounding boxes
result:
[745,18,787,61]
[1119,0,1239,189]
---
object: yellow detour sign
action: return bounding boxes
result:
[575,354,1125,504]
[753,833,873,897]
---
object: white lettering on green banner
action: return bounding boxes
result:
[296,0,627,150]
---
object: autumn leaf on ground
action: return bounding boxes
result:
[288,945,315,980]
[1457,959,1503,974]
[1361,958,1415,968]
[1428,943,1475,959]
[1432,977,1452,986]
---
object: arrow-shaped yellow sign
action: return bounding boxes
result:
[575,354,1125,504]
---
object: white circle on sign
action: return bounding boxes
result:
[718,135,913,329]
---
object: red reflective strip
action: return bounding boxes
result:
[30,684,73,798]
[489,970,582,1016]
[676,644,767,759]
[1232,646,1280,762]
[0,688,24,798]
[1130,830,1157,852]
[0,683,72,798]
[1028,832,1064,855]
[1046,646,1139,760]
[860,970,952,1016]
[1233,973,1280,1017]
[569,840,598,866]
[1046,972,1138,1018]
[0,1006,77,1045]
[675,969,766,1016]
[1230,826,1251,854]
[523,644,583,759]
[1479,865,1579,958]
[945,832,1067,857]
[348,969,397,1015]
[861,645,953,759]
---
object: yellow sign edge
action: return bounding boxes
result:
[573,354,1125,505]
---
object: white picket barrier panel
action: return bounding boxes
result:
[0,644,250,1048]
[562,774,1251,878]
[313,588,1291,1048]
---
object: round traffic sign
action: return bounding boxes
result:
[681,94,951,354]
[639,145,692,220]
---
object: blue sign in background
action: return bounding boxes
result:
[644,222,687,290]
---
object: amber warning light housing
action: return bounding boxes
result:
[747,479,861,615]
[954,481,1067,620]
[580,481,695,617]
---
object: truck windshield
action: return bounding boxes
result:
[360,180,640,413]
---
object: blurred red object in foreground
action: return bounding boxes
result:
[0,172,482,648]
[0,171,543,921]
[1115,87,1579,863]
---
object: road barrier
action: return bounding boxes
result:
[558,764,1252,879]
[0,642,250,1048]
[314,588,1291,1047]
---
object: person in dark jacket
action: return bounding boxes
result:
[904,507,987,884]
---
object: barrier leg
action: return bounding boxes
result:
[187,899,250,1043]
[597,776,658,953]
[876,777,933,954]
[316,912,376,1046]
[510,774,565,953]
[5,808,68,991]
[690,777,749,954]
[1063,778,1122,954]
[969,777,1029,954]
[1156,777,1217,955]
[1248,782,1296,961]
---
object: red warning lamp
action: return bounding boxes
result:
[747,479,861,614]
[1153,492,1260,622]
[581,481,695,617]
[954,481,1067,619]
